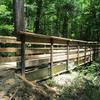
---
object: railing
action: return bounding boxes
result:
[0,33,100,81]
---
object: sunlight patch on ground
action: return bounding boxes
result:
[53,71,79,86]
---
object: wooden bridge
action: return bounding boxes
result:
[0,32,100,81]
[0,0,100,81]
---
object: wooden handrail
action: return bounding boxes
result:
[0,34,99,45]
[19,31,100,44]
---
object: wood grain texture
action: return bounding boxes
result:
[0,48,17,52]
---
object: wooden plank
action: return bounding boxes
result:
[26,64,66,81]
[79,58,90,65]
[0,48,17,52]
[69,51,91,59]
[0,47,91,55]
[27,48,66,50]
[24,54,67,64]
[25,53,67,60]
[0,34,99,45]
[0,50,91,63]
[0,54,65,64]
[0,36,16,40]
[20,31,97,44]
[52,64,66,75]
[69,42,78,47]
[53,38,67,44]
[25,35,50,43]
[26,58,91,81]
[24,59,49,68]
[70,49,87,53]
[25,49,50,55]
[23,48,90,55]
[26,67,49,81]
[0,36,20,44]
[24,49,67,55]
[24,51,91,63]
[0,56,20,62]
[22,54,89,68]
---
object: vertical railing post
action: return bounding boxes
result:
[98,45,100,58]
[91,43,94,61]
[84,43,87,63]
[93,43,100,60]
[95,43,97,59]
[93,43,96,61]
[20,35,25,77]
[96,43,99,58]
[66,41,69,70]
[77,42,79,66]
[50,38,53,78]
[90,43,92,62]
[98,44,100,58]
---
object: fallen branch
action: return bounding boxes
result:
[9,87,20,100]
[16,74,48,98]
[43,84,60,96]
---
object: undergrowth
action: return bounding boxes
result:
[46,61,100,100]
[59,62,100,100]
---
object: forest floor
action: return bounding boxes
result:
[0,60,100,100]
[0,68,60,100]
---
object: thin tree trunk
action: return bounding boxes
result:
[62,15,68,38]
[34,0,43,33]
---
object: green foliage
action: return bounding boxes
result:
[60,77,100,100]
[0,5,7,13]
[0,25,13,35]
[46,79,57,87]
[80,62,100,76]
[44,62,100,100]
[0,0,100,41]
[59,62,100,100]
[0,2,13,36]
[40,61,100,100]
[24,0,100,40]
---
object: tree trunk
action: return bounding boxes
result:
[62,15,68,38]
[34,0,43,33]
